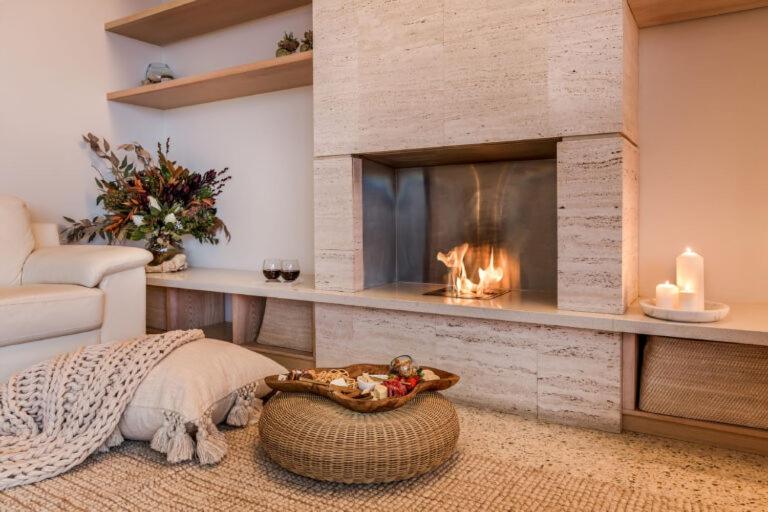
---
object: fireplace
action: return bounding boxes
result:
[362,157,557,297]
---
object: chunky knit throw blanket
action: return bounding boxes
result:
[0,329,204,490]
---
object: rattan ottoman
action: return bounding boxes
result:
[258,391,459,484]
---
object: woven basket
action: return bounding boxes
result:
[259,392,459,484]
[639,336,768,429]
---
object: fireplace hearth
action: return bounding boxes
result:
[423,286,511,300]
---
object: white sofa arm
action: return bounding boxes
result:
[21,245,152,288]
[31,222,61,249]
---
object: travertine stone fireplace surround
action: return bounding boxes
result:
[315,304,621,431]
[312,0,639,431]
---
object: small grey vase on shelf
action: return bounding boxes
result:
[142,62,174,86]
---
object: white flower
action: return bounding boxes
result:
[148,196,160,210]
[164,213,177,224]
[132,215,144,226]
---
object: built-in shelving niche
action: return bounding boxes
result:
[147,286,316,369]
[105,0,313,109]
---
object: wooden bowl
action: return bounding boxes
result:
[265,364,460,413]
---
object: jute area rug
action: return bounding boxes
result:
[1,423,709,511]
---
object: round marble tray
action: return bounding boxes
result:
[640,299,730,323]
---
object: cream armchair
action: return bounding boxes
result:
[0,196,152,382]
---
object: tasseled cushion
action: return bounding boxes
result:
[117,339,286,465]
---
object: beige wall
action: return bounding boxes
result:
[0,0,315,274]
[160,6,315,272]
[0,0,163,222]
[638,8,768,303]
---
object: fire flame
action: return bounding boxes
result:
[436,243,507,298]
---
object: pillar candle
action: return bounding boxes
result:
[676,248,705,311]
[655,281,679,309]
[678,288,698,311]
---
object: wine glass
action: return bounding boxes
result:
[280,259,301,282]
[262,259,281,281]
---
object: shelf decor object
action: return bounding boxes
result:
[676,247,705,311]
[107,52,312,110]
[640,299,730,323]
[105,0,312,46]
[646,246,728,322]
[654,281,679,309]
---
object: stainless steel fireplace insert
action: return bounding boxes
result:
[362,158,557,296]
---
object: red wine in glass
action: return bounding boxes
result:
[281,260,300,282]
[263,259,281,281]
[263,269,281,280]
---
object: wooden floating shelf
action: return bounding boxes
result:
[107,51,312,109]
[106,0,312,46]
[629,0,768,28]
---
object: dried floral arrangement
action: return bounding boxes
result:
[63,133,231,265]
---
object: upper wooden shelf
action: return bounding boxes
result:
[107,51,312,109]
[105,0,312,46]
[629,0,768,28]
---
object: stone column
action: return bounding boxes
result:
[557,134,639,314]
[313,155,364,291]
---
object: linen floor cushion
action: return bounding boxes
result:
[0,195,35,286]
[119,338,286,464]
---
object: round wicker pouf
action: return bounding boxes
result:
[258,392,459,484]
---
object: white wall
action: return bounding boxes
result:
[0,0,163,222]
[638,8,768,303]
[161,6,314,272]
[1,1,315,274]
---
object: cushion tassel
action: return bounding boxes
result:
[151,412,195,463]
[226,391,253,427]
[97,426,125,453]
[195,415,227,465]
[150,412,174,454]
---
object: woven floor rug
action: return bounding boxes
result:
[0,423,709,511]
